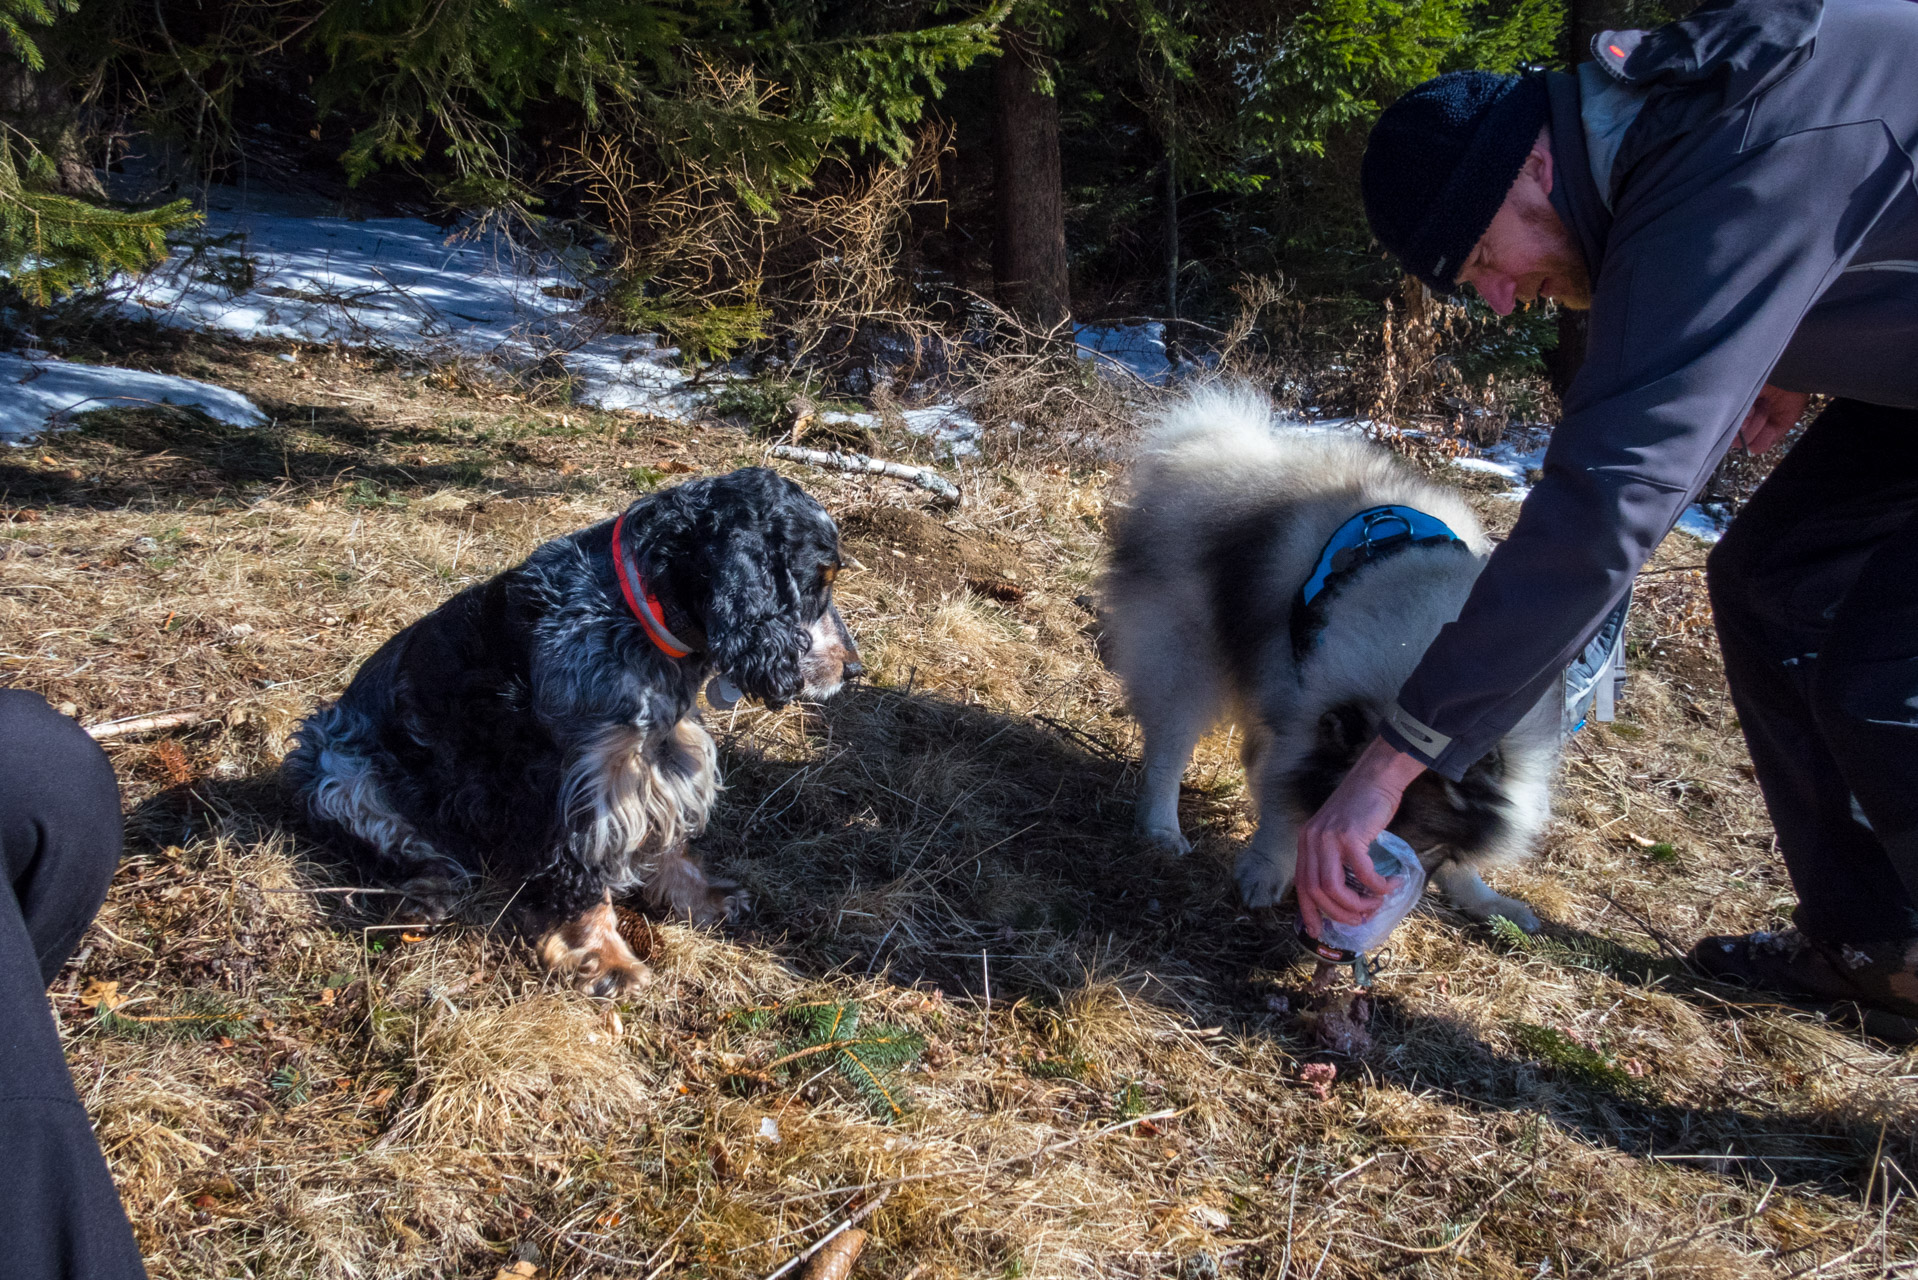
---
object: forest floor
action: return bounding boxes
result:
[6,318,1915,1280]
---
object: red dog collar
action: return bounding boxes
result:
[611,512,694,659]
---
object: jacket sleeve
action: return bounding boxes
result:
[1381,119,1907,779]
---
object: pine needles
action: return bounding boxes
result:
[728,1000,927,1121]
[0,135,197,304]
[1509,1022,1650,1098]
[87,989,254,1041]
[1,0,73,69]
[1486,914,1683,984]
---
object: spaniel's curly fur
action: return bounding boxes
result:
[284,468,860,993]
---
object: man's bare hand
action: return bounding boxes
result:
[1738,384,1809,455]
[1295,736,1427,938]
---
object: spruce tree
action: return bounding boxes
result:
[2,0,194,305]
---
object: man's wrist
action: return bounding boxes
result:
[1352,733,1428,796]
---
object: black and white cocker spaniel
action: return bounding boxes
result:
[284,467,861,995]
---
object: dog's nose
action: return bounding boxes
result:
[842,658,865,681]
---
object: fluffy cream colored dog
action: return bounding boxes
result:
[1100,387,1558,929]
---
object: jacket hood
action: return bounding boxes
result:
[1592,0,1822,107]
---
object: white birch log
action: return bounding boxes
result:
[85,709,212,740]
[768,445,960,503]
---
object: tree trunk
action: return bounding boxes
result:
[1164,159,1179,317]
[1162,150,1181,365]
[992,29,1070,331]
[0,62,104,199]
[1547,0,1633,401]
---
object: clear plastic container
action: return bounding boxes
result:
[1304,830,1427,959]
[705,674,743,710]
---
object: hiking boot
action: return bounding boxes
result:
[1691,928,1918,1041]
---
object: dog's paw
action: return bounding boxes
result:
[537,902,654,998]
[1136,822,1192,857]
[678,879,751,928]
[644,846,751,927]
[1234,849,1294,910]
[1467,894,1542,933]
[394,876,466,923]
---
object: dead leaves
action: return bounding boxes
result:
[80,977,126,1012]
[151,739,195,785]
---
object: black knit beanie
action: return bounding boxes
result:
[1360,71,1551,295]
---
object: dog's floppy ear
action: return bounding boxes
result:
[702,525,811,706]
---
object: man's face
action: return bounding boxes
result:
[1454,147,1591,315]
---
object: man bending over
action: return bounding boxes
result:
[1301,0,1918,1038]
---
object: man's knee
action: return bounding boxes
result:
[0,691,122,863]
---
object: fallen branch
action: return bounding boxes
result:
[764,1193,888,1280]
[768,445,959,503]
[85,709,213,740]
[1032,713,1129,764]
[255,885,409,897]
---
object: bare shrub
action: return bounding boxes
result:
[566,65,950,379]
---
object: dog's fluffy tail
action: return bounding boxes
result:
[1134,384,1286,472]
[1125,384,1484,540]
[1125,383,1392,510]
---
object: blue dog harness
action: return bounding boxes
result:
[1289,502,1631,736]
[1298,506,1468,606]
[1290,505,1470,662]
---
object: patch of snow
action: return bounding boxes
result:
[562,335,696,416]
[1,351,266,444]
[1268,412,1398,441]
[119,193,697,416]
[816,409,880,434]
[899,405,981,458]
[1466,428,1552,497]
[1076,323,1173,384]
[1674,502,1730,544]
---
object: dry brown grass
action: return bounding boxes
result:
[6,327,1915,1279]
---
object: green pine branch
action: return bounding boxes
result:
[1,0,75,71]
[730,999,927,1121]
[1,133,198,304]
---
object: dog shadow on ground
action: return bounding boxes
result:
[114,682,1899,1199]
[695,685,1902,1195]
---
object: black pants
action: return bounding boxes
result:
[1709,399,1918,945]
[0,691,147,1278]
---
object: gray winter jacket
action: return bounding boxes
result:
[1379,0,1918,778]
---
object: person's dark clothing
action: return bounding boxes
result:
[1708,400,1918,945]
[0,690,148,1279]
[1378,0,1918,776]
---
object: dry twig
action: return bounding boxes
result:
[764,1194,888,1280]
